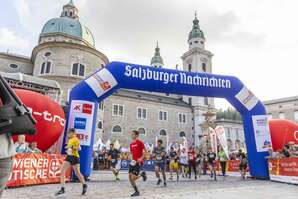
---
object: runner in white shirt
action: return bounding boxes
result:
[179,148,188,178]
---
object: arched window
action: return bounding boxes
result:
[72,63,85,77]
[179,131,186,137]
[70,11,73,16]
[40,61,51,74]
[159,129,167,136]
[138,128,145,135]
[202,63,206,72]
[112,125,122,133]
[188,64,192,72]
[97,121,102,129]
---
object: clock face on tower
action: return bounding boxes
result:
[200,57,208,62]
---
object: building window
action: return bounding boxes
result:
[227,128,231,138]
[179,131,186,137]
[194,40,198,43]
[188,98,192,105]
[70,11,73,16]
[236,129,239,139]
[98,102,104,110]
[40,61,51,75]
[112,125,122,133]
[200,41,204,45]
[159,129,167,136]
[279,112,285,119]
[202,63,206,72]
[98,121,102,129]
[158,110,168,121]
[294,111,298,122]
[112,104,124,116]
[137,108,147,119]
[72,63,85,77]
[188,64,192,71]
[9,64,18,69]
[204,97,208,105]
[178,113,186,123]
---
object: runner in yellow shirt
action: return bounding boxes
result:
[55,128,87,196]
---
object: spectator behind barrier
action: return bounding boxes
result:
[15,135,31,154]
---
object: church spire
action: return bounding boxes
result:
[151,41,164,68]
[61,0,79,20]
[188,11,204,41]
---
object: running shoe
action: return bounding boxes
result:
[131,191,140,197]
[157,179,162,185]
[55,187,65,196]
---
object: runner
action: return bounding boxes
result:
[55,128,87,196]
[129,130,147,197]
[187,146,197,180]
[179,148,189,178]
[108,143,121,181]
[152,140,167,187]
[169,147,179,181]
[196,151,203,178]
[218,147,228,177]
[206,147,217,181]
[238,149,248,180]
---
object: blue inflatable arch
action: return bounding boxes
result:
[64,61,271,179]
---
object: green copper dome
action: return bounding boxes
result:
[40,1,95,47]
[188,14,204,41]
[151,42,164,66]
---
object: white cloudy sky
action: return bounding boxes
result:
[0,0,297,108]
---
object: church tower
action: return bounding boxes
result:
[61,0,79,20]
[150,42,164,68]
[181,13,215,146]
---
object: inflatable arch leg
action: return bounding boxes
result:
[64,61,272,179]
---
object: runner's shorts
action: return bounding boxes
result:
[65,155,80,165]
[170,160,179,170]
[129,162,141,176]
[155,161,166,171]
[110,159,118,168]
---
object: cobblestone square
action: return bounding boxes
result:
[3,171,298,199]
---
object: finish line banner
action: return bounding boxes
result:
[6,153,71,187]
[269,157,298,185]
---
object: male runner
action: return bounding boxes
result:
[108,143,121,181]
[206,147,217,181]
[179,148,189,178]
[153,140,167,187]
[188,146,197,180]
[169,147,179,181]
[129,130,147,197]
[56,128,87,196]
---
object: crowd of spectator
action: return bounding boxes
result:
[14,135,42,154]
[267,142,298,159]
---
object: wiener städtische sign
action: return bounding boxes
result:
[6,153,71,187]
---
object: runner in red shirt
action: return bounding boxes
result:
[129,130,147,197]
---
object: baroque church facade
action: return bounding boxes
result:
[0,1,216,148]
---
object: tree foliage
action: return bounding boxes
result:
[216,107,242,121]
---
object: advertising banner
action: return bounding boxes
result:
[68,100,95,146]
[252,115,272,152]
[6,153,71,187]
[209,127,218,155]
[215,126,229,159]
[269,157,298,185]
